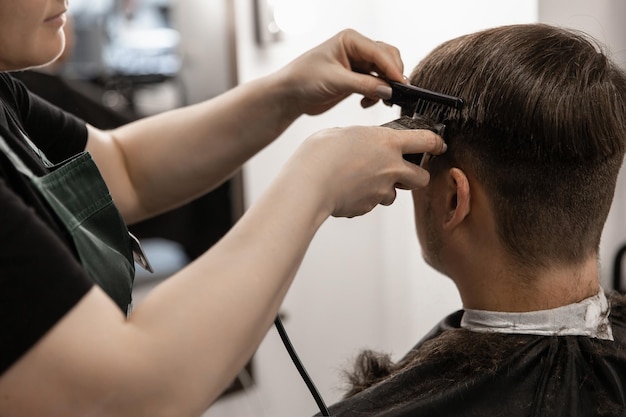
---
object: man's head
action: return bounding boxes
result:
[406,24,626,275]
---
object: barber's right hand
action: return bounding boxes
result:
[279,126,446,218]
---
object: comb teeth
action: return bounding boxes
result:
[381,78,464,124]
[412,98,458,124]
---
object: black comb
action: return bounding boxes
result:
[385,80,464,111]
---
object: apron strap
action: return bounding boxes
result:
[20,130,54,168]
[0,133,36,179]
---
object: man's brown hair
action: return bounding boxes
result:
[405,24,626,270]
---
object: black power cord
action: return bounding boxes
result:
[274,316,330,416]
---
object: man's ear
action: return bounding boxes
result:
[443,167,470,231]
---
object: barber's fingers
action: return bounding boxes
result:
[275,29,404,116]
[332,29,405,99]
[360,96,379,109]
[332,126,444,216]
[393,127,447,157]
[372,40,405,77]
[394,167,430,191]
[339,30,405,82]
[379,188,398,207]
[282,125,445,218]
[386,128,445,190]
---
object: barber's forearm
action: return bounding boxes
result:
[107,73,300,223]
[124,168,329,412]
[0,173,330,417]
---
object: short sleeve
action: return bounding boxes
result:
[0,176,93,375]
[1,74,88,163]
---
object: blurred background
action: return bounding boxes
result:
[48,0,626,415]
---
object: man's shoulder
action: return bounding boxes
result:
[328,304,626,417]
[609,291,626,313]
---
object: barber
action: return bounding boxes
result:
[0,2,445,416]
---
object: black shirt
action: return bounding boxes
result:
[0,73,93,375]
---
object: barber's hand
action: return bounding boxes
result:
[281,126,446,218]
[275,29,404,116]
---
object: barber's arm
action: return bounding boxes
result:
[0,29,446,417]
[0,124,444,417]
[86,29,405,225]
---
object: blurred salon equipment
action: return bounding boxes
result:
[64,0,183,114]
[54,0,243,279]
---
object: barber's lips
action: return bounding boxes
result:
[45,11,67,26]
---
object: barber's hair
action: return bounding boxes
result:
[405,24,626,269]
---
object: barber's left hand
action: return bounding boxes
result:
[275,29,404,116]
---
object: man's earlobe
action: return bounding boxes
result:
[443,168,470,230]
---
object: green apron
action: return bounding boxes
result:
[0,133,152,314]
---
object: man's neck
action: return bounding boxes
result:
[452,255,600,313]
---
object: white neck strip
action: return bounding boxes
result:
[460,288,613,341]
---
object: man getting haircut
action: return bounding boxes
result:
[321,24,626,417]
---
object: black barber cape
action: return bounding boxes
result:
[320,292,626,417]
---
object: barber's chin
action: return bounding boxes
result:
[34,33,65,67]
[30,59,60,72]
[28,48,64,71]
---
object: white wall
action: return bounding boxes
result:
[538,0,626,292]
[172,0,237,104]
[202,1,537,416]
